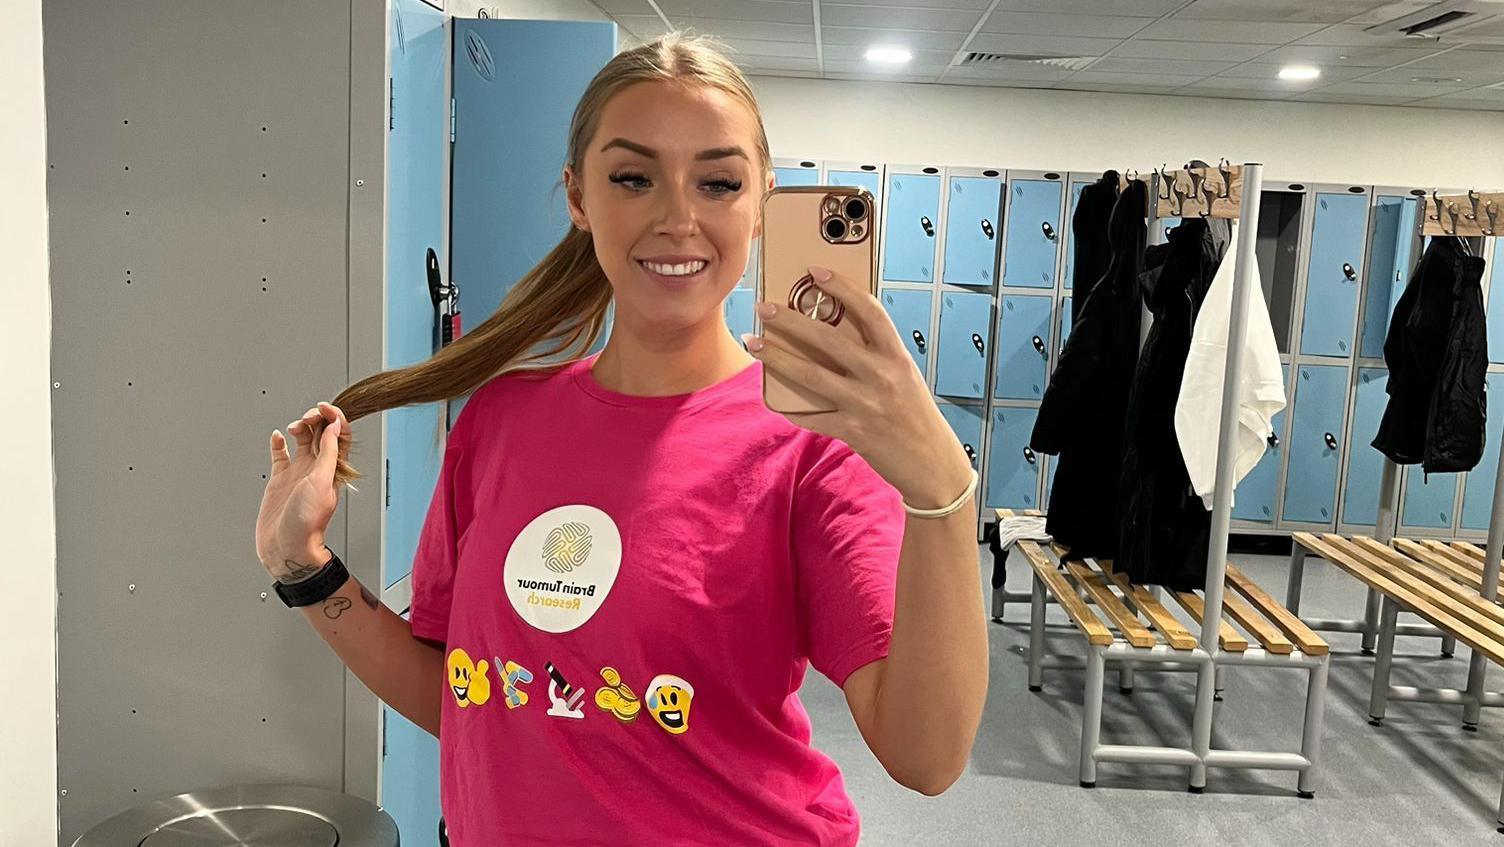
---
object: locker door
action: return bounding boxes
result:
[985,406,1042,510]
[1299,192,1368,356]
[935,291,992,399]
[939,403,985,475]
[881,288,932,378]
[1232,364,1289,523]
[993,295,1052,400]
[1062,179,1092,291]
[1462,373,1504,529]
[828,168,882,208]
[1044,454,1058,506]
[725,288,756,344]
[942,176,1003,287]
[882,172,941,282]
[1002,179,1063,289]
[1359,197,1418,359]
[1058,296,1074,353]
[1488,238,1504,364]
[774,165,819,187]
[1401,468,1459,530]
[1282,364,1348,524]
[1341,368,1389,527]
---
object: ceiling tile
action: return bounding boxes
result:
[1172,0,1389,24]
[965,33,1124,56]
[942,62,1077,82]
[1293,23,1420,47]
[1403,98,1504,110]
[608,14,673,41]
[593,0,654,15]
[820,27,968,51]
[729,54,821,72]
[821,69,944,84]
[652,18,812,42]
[1051,80,1192,94]
[1216,62,1375,82]
[1086,56,1240,76]
[822,44,958,66]
[821,0,992,9]
[1398,48,1504,72]
[716,38,817,59]
[1354,66,1504,87]
[1183,75,1315,93]
[1342,2,1440,26]
[1287,92,1416,105]
[655,1,811,24]
[820,5,982,32]
[1253,43,1441,67]
[1140,19,1328,44]
[1064,70,1205,87]
[977,11,1149,39]
[1315,80,1474,97]
[1111,39,1274,62]
[995,0,1185,16]
[1175,86,1289,102]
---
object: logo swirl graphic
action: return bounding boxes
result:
[541,521,592,573]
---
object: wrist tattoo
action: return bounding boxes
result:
[279,553,327,585]
[322,597,352,620]
[359,584,380,611]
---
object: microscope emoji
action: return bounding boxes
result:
[544,661,586,720]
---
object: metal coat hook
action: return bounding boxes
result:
[1485,201,1499,237]
[1171,177,1189,216]
[1429,189,1443,225]
[1467,189,1482,223]
[1188,168,1206,210]
[1217,158,1233,199]
[1156,164,1172,201]
[1200,177,1218,218]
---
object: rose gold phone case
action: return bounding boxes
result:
[757,185,879,414]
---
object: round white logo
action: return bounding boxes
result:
[503,504,621,633]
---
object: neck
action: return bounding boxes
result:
[589,329,754,397]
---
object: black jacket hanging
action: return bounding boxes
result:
[1030,178,1144,559]
[1117,216,1230,591]
[1372,236,1488,474]
[1070,170,1121,323]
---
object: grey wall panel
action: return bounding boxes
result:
[44,1,384,842]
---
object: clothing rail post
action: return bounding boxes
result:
[1188,162,1264,792]
[1462,423,1504,727]
[1364,459,1403,654]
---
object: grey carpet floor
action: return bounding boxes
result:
[797,544,1504,845]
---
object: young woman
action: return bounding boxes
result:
[255,30,987,846]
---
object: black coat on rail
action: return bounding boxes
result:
[1116,215,1231,591]
[1070,170,1121,324]
[1029,178,1143,560]
[1372,235,1488,474]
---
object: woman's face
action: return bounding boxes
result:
[565,80,772,332]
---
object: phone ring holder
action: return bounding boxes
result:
[788,273,845,326]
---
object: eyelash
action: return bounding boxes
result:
[608,170,742,195]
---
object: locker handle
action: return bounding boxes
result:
[1342,262,1356,282]
[972,332,986,356]
[980,218,994,239]
[920,215,935,237]
[963,444,977,464]
[912,329,926,353]
[1323,432,1338,451]
[1023,447,1036,465]
[1031,335,1045,355]
[1041,221,1056,241]
[1267,433,1279,449]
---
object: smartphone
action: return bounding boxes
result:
[756,184,880,414]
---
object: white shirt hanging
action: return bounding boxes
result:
[1174,221,1286,511]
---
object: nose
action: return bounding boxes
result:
[654,181,698,238]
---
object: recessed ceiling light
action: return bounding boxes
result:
[865,46,912,64]
[1278,65,1321,81]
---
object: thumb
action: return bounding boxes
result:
[317,416,343,480]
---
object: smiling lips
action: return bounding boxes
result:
[658,709,684,727]
[638,258,708,277]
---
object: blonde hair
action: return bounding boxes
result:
[326,30,771,491]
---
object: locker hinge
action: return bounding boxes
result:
[385,458,391,508]
[388,77,395,132]
[449,97,456,143]
[381,710,387,758]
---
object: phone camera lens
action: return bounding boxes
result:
[843,197,868,221]
[824,217,847,240]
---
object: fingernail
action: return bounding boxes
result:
[741,333,764,352]
[756,301,776,319]
[808,265,832,281]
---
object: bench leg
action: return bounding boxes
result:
[1464,652,1489,730]
[1368,596,1400,725]
[1297,656,1329,799]
[1028,574,1045,692]
[1213,662,1226,702]
[1285,544,1307,615]
[1497,771,1504,834]
[1189,660,1216,792]
[1442,634,1457,659]
[1360,586,1381,655]
[1119,663,1135,695]
[1080,646,1105,788]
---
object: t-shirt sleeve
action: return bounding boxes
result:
[407,401,475,645]
[791,437,906,689]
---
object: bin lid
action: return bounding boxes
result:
[73,784,398,847]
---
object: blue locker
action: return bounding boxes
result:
[935,291,992,398]
[939,403,985,474]
[1062,180,1092,290]
[1044,454,1058,506]
[882,172,941,282]
[1359,197,1418,359]
[1489,237,1504,364]
[1283,365,1349,524]
[774,164,819,187]
[941,176,1003,287]
[383,2,448,840]
[1232,365,1289,523]
[1299,192,1369,357]
[993,295,1052,400]
[1059,297,1074,353]
[1002,179,1063,288]
[1402,467,1459,529]
[1462,373,1504,529]
[828,168,882,208]
[1342,368,1389,527]
[725,288,755,343]
[985,406,1042,510]
[882,288,932,378]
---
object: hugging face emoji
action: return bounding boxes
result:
[447,648,491,708]
[645,674,693,735]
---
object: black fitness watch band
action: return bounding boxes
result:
[273,546,350,608]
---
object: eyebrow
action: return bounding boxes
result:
[600,137,749,162]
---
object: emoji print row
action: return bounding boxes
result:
[447,647,692,736]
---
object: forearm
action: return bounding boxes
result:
[290,551,445,738]
[873,468,989,791]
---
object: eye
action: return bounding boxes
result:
[703,177,742,196]
[608,170,650,190]
[669,691,678,705]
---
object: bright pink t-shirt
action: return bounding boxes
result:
[408,350,906,846]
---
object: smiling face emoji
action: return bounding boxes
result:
[447,648,491,708]
[645,674,693,735]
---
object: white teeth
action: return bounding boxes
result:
[642,260,706,277]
